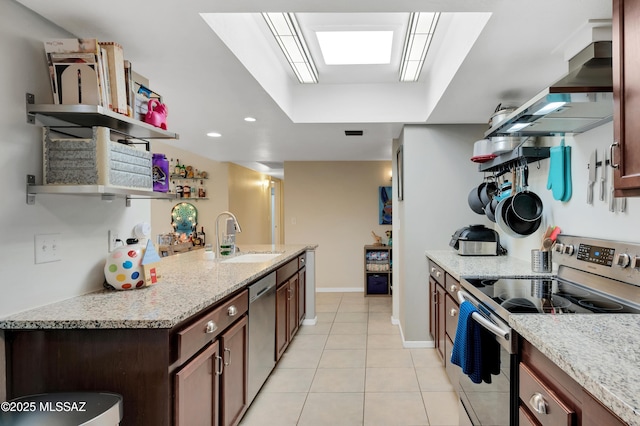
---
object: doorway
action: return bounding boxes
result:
[270,180,282,245]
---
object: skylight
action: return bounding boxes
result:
[316,31,393,65]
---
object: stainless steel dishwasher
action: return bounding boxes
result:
[247,271,277,404]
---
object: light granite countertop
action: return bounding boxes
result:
[511,315,640,426]
[425,249,640,425]
[425,249,554,280]
[0,244,314,330]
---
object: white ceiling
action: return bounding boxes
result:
[17,0,612,179]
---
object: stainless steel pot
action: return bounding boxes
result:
[489,107,516,128]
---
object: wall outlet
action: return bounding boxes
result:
[34,233,61,264]
[108,230,120,252]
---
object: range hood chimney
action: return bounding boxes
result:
[485,41,613,137]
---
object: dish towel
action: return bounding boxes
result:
[450,301,501,384]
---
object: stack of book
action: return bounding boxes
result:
[43,38,161,120]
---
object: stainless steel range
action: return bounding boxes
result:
[455,235,640,426]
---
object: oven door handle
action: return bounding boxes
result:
[457,290,510,340]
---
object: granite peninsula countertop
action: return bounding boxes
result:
[0,244,314,330]
[426,249,640,425]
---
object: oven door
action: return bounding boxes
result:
[455,290,519,426]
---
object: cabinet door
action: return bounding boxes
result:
[288,274,299,340]
[175,340,220,426]
[613,0,640,196]
[429,278,437,341]
[436,284,446,362]
[298,267,306,325]
[220,316,249,426]
[275,283,289,360]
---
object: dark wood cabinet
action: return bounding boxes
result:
[175,340,220,426]
[219,316,248,426]
[612,0,640,196]
[298,267,306,326]
[5,289,249,426]
[288,274,299,340]
[519,338,626,426]
[428,259,458,365]
[276,281,290,361]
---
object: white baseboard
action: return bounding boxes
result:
[398,322,434,348]
[316,287,363,293]
[302,316,317,326]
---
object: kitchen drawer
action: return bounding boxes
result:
[175,290,248,365]
[444,293,459,342]
[519,362,575,426]
[444,273,460,299]
[428,260,445,283]
[277,258,299,287]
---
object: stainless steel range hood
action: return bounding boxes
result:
[485,41,613,138]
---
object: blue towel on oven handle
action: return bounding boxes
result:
[450,301,501,384]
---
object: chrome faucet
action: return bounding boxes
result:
[215,211,242,258]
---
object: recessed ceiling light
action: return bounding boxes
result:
[244,117,257,122]
[316,31,393,65]
[207,132,222,138]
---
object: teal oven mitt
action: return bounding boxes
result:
[561,145,572,201]
[547,141,567,201]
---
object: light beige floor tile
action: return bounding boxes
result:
[319,349,366,368]
[366,349,414,368]
[297,322,332,335]
[364,392,429,426]
[316,292,343,302]
[410,348,443,368]
[287,334,327,351]
[239,392,306,426]
[325,333,367,350]
[368,303,392,313]
[331,321,368,335]
[422,391,460,425]
[368,312,392,322]
[367,333,404,350]
[297,392,364,426]
[310,368,365,393]
[277,348,323,369]
[261,368,316,393]
[315,311,337,323]
[338,303,369,313]
[334,312,369,323]
[340,292,367,301]
[365,367,420,392]
[316,303,340,313]
[415,367,455,392]
[367,320,400,335]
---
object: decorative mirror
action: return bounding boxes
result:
[171,202,197,235]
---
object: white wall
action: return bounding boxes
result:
[0,1,153,317]
[284,161,393,291]
[499,122,639,261]
[398,124,489,343]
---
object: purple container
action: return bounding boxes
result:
[152,153,169,192]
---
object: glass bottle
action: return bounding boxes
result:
[174,159,182,176]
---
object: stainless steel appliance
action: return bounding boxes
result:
[455,234,640,425]
[450,225,504,256]
[247,272,277,404]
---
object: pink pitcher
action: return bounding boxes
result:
[144,99,168,130]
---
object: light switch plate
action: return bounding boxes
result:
[35,233,61,264]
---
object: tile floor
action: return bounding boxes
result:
[239,292,460,426]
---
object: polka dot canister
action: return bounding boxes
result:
[104,243,146,290]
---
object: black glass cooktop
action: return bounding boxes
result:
[462,277,640,314]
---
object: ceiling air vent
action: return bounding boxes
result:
[345,130,363,136]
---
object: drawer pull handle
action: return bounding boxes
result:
[431,267,436,273]
[449,285,458,293]
[227,305,238,317]
[529,393,548,414]
[205,320,218,334]
[300,258,305,264]
[610,142,620,169]
[224,347,231,366]
[450,308,458,317]
[436,271,441,278]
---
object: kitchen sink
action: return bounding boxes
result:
[221,253,283,263]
